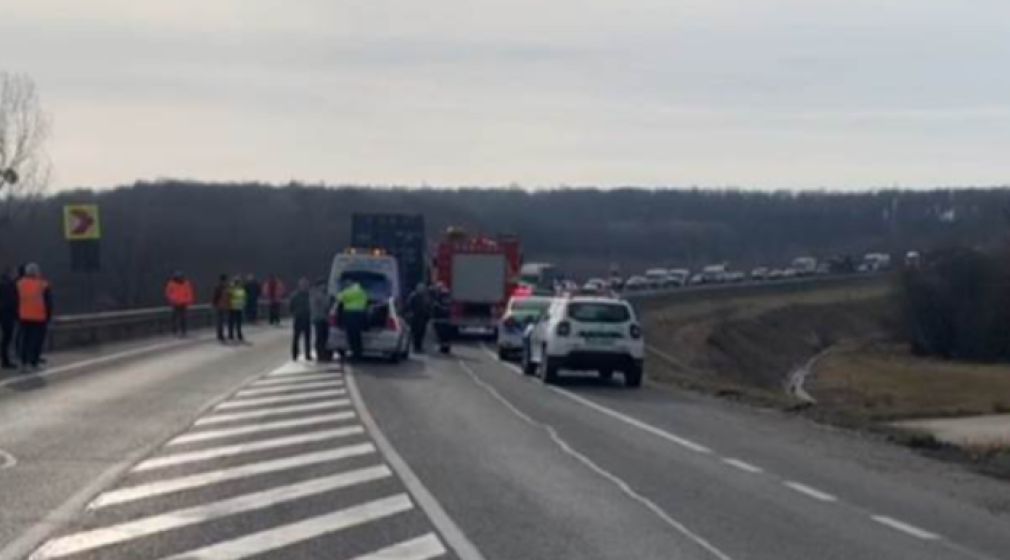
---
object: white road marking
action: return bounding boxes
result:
[783,481,837,503]
[720,458,763,474]
[346,367,486,560]
[30,466,392,560]
[266,362,319,377]
[236,380,345,397]
[90,443,376,509]
[0,448,16,470]
[215,388,347,409]
[548,386,713,454]
[195,399,352,425]
[872,516,941,540]
[457,359,733,560]
[161,494,415,560]
[169,411,357,445]
[350,533,447,560]
[251,372,343,387]
[133,426,365,471]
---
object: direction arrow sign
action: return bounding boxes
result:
[63,204,102,240]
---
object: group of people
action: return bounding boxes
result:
[163,272,287,342]
[0,263,53,372]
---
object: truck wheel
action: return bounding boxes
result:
[624,365,643,388]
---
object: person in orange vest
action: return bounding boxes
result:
[16,263,52,372]
[165,271,196,337]
[263,275,286,326]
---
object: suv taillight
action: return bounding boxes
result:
[630,324,642,339]
[556,321,571,337]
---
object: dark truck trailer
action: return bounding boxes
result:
[350,214,427,299]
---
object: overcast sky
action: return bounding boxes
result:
[3,0,1009,190]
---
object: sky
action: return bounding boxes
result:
[2,0,1009,190]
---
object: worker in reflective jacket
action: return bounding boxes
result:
[16,263,52,371]
[164,271,195,337]
[337,282,368,360]
[228,277,247,343]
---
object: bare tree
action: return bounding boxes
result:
[0,71,51,228]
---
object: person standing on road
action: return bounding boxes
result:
[337,281,368,361]
[212,274,230,343]
[0,267,17,369]
[244,274,261,324]
[405,283,432,352]
[16,263,52,371]
[310,278,333,362]
[289,278,312,361]
[164,271,195,337]
[228,276,247,342]
[263,275,285,326]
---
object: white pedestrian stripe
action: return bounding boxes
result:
[783,481,837,502]
[251,372,343,387]
[195,400,352,426]
[350,533,447,560]
[169,411,357,446]
[872,516,941,540]
[90,444,377,509]
[161,495,416,560]
[236,380,345,397]
[216,389,347,410]
[30,466,393,559]
[134,426,365,472]
[267,362,328,377]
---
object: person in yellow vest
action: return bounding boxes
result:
[16,263,52,371]
[337,281,368,360]
[164,271,196,337]
[228,276,247,343]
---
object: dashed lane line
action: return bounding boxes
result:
[236,380,345,397]
[168,411,357,446]
[0,448,15,470]
[215,388,347,409]
[783,481,838,503]
[89,443,377,509]
[30,466,393,560]
[720,458,763,474]
[872,516,941,541]
[194,399,352,426]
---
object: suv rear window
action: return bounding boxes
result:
[566,302,631,323]
[339,272,391,300]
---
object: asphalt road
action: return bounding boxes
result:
[1,332,1009,559]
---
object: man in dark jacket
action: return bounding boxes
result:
[405,283,432,352]
[0,267,17,369]
[289,277,312,360]
[244,274,261,324]
[211,274,230,343]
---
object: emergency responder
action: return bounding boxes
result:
[309,278,333,362]
[212,274,230,342]
[16,263,52,371]
[289,277,312,361]
[263,275,285,326]
[164,271,196,337]
[405,283,432,352]
[228,276,247,342]
[337,281,368,361]
[244,274,261,324]
[431,282,452,354]
[0,267,17,369]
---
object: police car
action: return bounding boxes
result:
[522,295,644,387]
[327,249,411,362]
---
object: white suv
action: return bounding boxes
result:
[522,296,644,387]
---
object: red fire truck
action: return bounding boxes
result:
[432,228,522,335]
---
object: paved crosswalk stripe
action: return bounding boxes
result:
[91,444,377,509]
[216,389,347,410]
[160,494,415,559]
[170,411,357,446]
[268,363,335,377]
[251,373,343,387]
[349,533,447,560]
[30,466,393,560]
[195,400,352,426]
[236,380,345,397]
[134,426,365,472]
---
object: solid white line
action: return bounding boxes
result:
[216,389,347,409]
[133,426,365,471]
[30,466,392,560]
[169,411,357,445]
[872,516,941,540]
[251,373,343,387]
[548,387,713,454]
[783,481,837,503]
[236,380,345,397]
[90,443,376,509]
[349,533,447,560]
[720,458,763,474]
[195,399,352,425]
[162,495,415,560]
[456,359,732,560]
[346,368,486,560]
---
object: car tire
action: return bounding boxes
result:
[542,348,560,385]
[498,347,510,361]
[624,365,643,388]
[522,348,537,376]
